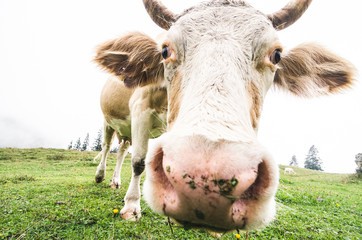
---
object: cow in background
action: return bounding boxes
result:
[284,168,296,175]
[93,76,167,219]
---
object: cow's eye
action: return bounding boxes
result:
[270,49,282,65]
[162,45,171,59]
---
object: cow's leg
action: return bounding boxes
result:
[95,122,115,183]
[121,108,152,221]
[110,139,130,189]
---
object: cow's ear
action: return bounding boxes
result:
[94,32,164,88]
[274,43,356,97]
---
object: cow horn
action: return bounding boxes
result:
[268,0,312,30]
[143,0,176,30]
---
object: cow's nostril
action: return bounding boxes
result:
[241,161,271,199]
[151,148,174,191]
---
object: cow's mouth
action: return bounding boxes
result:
[143,135,279,230]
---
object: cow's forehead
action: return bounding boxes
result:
[175,0,271,32]
[168,0,276,55]
[176,0,256,19]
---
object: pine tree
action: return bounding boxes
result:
[92,129,103,151]
[67,141,73,150]
[81,133,89,151]
[289,155,298,166]
[74,138,82,151]
[110,146,119,153]
[304,145,323,171]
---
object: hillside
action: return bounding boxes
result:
[0,148,360,239]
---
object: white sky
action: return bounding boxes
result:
[0,0,361,173]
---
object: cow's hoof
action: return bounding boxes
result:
[120,209,141,221]
[110,182,120,189]
[95,176,104,183]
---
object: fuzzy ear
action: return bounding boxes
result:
[274,43,356,97]
[94,32,164,88]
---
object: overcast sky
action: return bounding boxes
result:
[0,0,361,173]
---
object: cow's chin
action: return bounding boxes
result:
[143,134,279,231]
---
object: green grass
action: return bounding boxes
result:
[0,148,360,239]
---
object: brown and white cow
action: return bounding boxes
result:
[94,0,355,231]
[93,76,167,220]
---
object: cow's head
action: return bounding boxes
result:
[95,0,355,231]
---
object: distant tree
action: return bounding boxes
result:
[304,145,323,171]
[81,133,89,151]
[67,141,73,150]
[289,155,298,167]
[110,146,119,153]
[74,138,82,151]
[355,153,362,175]
[92,129,103,151]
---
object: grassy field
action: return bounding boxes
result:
[0,148,360,239]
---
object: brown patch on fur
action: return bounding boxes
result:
[274,43,356,97]
[100,77,134,122]
[149,88,168,114]
[247,82,262,129]
[94,32,164,88]
[167,71,183,130]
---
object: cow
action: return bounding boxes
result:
[93,0,355,231]
[284,168,296,175]
[93,76,167,219]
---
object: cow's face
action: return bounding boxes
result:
[161,3,280,133]
[95,0,355,231]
